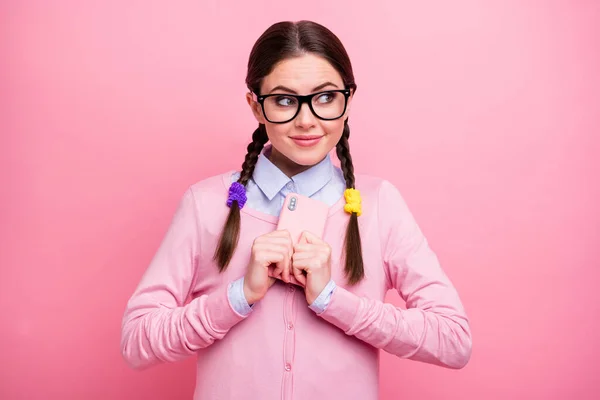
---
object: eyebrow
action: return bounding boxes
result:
[268,81,339,94]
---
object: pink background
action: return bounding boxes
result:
[1,1,599,399]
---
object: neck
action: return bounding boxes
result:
[268,147,316,178]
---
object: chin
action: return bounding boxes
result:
[285,150,329,166]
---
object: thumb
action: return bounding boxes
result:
[301,230,322,245]
[298,233,308,245]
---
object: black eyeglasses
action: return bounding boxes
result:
[252,89,351,124]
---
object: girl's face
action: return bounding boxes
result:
[246,53,353,177]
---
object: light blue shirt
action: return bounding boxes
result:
[227,145,343,315]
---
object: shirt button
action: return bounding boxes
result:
[288,285,295,292]
[287,323,294,330]
[285,363,292,371]
[286,182,294,190]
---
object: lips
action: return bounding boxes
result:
[290,135,324,147]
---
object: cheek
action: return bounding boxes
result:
[321,120,345,140]
[265,123,290,141]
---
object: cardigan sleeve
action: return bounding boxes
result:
[120,188,248,369]
[317,180,472,369]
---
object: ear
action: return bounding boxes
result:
[246,92,266,124]
[344,89,354,118]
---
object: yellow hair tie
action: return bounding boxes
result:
[343,188,362,216]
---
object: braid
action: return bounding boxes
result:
[239,125,268,185]
[214,124,269,271]
[336,120,365,284]
[336,122,355,188]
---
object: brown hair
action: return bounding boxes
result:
[214,20,364,284]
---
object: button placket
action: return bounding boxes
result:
[282,283,297,399]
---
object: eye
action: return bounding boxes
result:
[275,96,297,107]
[316,92,336,104]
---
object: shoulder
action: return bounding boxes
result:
[353,173,411,224]
[353,174,419,251]
[354,173,404,202]
[184,170,234,207]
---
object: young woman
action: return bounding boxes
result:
[121,20,472,400]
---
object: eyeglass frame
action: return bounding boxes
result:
[251,89,352,124]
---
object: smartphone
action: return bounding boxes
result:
[271,193,329,285]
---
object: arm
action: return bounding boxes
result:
[317,180,472,369]
[120,188,248,369]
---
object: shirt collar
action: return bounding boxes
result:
[252,145,334,201]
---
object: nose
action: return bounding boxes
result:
[294,102,317,129]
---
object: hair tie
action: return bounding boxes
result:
[343,188,362,216]
[227,182,247,209]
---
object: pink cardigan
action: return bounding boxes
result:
[121,172,472,399]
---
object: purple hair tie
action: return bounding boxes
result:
[227,182,247,209]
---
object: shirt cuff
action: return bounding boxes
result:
[227,276,253,316]
[316,285,361,333]
[309,279,337,314]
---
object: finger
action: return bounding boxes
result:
[269,229,294,240]
[254,243,291,258]
[291,257,311,269]
[260,236,294,259]
[292,251,318,261]
[258,251,285,269]
[292,257,325,274]
[301,231,323,245]
[268,277,277,287]
[292,264,307,286]
[279,248,292,283]
[256,244,292,278]
[270,237,294,258]
[270,238,294,283]
[270,262,283,278]
[298,232,308,245]
[256,236,294,247]
[293,243,318,254]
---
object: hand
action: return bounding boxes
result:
[291,231,332,305]
[243,230,293,305]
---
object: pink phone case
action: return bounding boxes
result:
[271,193,329,286]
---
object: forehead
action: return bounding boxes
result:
[261,53,344,93]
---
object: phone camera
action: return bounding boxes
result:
[288,196,297,211]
